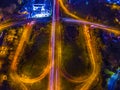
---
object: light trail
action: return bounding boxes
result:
[60,25,101,88]
[10,22,51,84]
[0,19,32,31]
[11,23,34,71]
[10,73,27,90]
[80,25,101,90]
[59,0,120,34]
[48,0,61,89]
[59,1,119,89]
[59,0,119,50]
[59,0,81,20]
[59,25,100,90]
[5,0,119,89]
[0,17,28,31]
[0,22,14,31]
[54,0,61,90]
[59,0,101,89]
[55,23,61,90]
[60,62,91,83]
[10,23,33,90]
[62,18,120,35]
[48,0,56,89]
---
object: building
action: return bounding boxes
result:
[20,0,52,18]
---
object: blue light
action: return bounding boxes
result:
[107,69,120,90]
[108,73,118,90]
[20,0,52,18]
[107,0,120,5]
[33,6,39,11]
[31,4,51,18]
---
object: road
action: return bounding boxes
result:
[81,25,101,90]
[62,18,120,34]
[0,0,119,90]
[10,22,34,90]
[11,22,34,71]
[0,17,50,31]
[48,0,56,89]
[48,0,61,89]
[59,0,106,90]
[10,21,51,85]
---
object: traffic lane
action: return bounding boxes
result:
[62,18,120,34]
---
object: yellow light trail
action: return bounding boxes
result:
[59,0,102,89]
[59,0,120,34]
[11,23,33,71]
[62,18,120,35]
[59,25,100,85]
[54,0,61,90]
[48,0,62,89]
[81,25,101,90]
[10,23,33,90]
[57,25,101,89]
[10,72,27,90]
[48,0,56,89]
[10,22,51,84]
[4,0,119,89]
[55,22,61,90]
[0,22,14,31]
[59,0,81,20]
